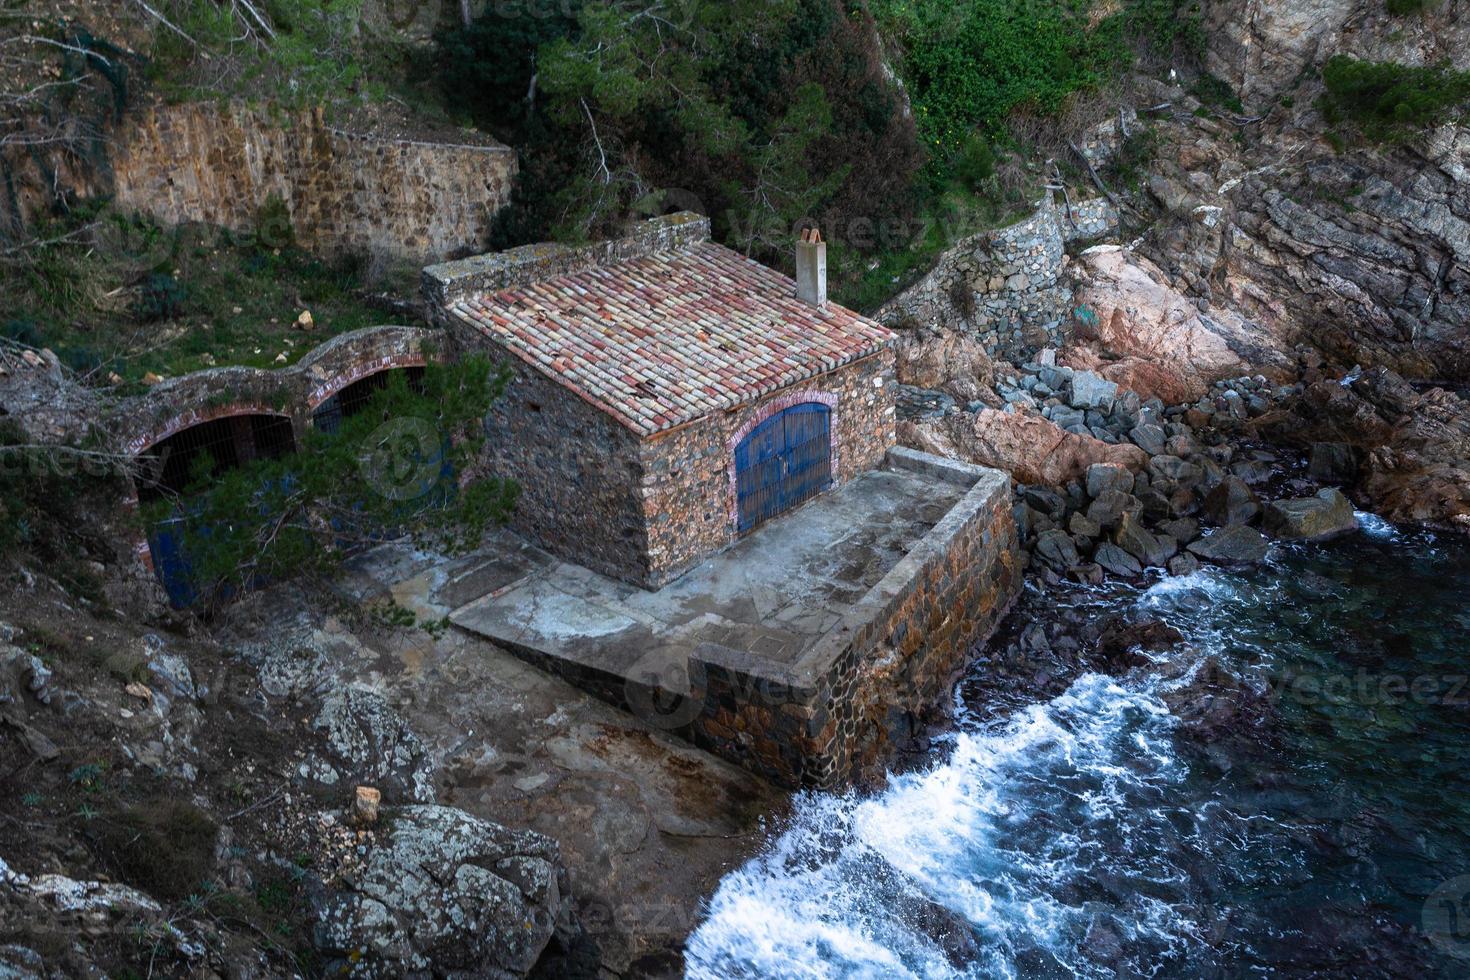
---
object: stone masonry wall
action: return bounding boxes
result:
[876,193,1118,362]
[47,325,437,608]
[682,451,1019,788]
[637,350,897,588]
[114,326,434,457]
[462,449,1017,789]
[110,102,517,262]
[471,345,651,586]
[1064,198,1121,242]
[877,195,1073,360]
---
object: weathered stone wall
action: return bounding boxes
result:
[0,326,436,610]
[110,102,516,262]
[1063,198,1121,242]
[468,342,652,586]
[877,195,1083,361]
[683,450,1018,788]
[637,351,897,587]
[113,326,435,456]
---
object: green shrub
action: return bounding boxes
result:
[1386,0,1436,15]
[1191,73,1245,114]
[0,419,125,575]
[952,135,997,191]
[1,318,43,348]
[441,0,920,271]
[871,0,1202,159]
[1321,55,1470,140]
[135,273,187,322]
[139,357,517,610]
[89,799,218,901]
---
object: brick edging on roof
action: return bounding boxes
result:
[422,211,711,308]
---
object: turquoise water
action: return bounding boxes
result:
[687,516,1470,977]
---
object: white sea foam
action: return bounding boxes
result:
[1355,511,1400,540]
[685,675,1196,979]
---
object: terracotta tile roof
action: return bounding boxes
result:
[449,241,893,437]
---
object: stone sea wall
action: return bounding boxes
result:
[687,451,1018,788]
[110,102,517,262]
[876,193,1119,362]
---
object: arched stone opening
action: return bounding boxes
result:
[309,365,426,434]
[134,412,297,503]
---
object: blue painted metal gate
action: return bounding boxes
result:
[734,403,832,533]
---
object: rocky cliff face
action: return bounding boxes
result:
[1203,0,1470,110]
[891,0,1470,532]
[1125,0,1470,385]
[1228,132,1470,381]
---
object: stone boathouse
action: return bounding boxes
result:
[425,212,895,588]
[422,213,1021,787]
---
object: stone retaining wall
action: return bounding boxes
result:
[113,326,435,457]
[683,449,1018,787]
[876,193,1118,362]
[110,102,516,262]
[1063,198,1121,243]
[101,326,435,595]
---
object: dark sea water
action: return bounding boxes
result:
[686,515,1470,978]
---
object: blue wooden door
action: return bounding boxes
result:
[735,403,832,532]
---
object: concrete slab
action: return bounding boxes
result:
[449,464,965,680]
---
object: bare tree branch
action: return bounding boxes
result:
[127,0,199,46]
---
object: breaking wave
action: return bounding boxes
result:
[686,674,1201,979]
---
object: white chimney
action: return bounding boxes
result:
[795,227,827,309]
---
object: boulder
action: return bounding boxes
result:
[1129,423,1167,456]
[1087,490,1143,530]
[1068,511,1102,539]
[892,328,997,406]
[1262,489,1359,541]
[1113,513,1175,567]
[1022,485,1068,518]
[1167,553,1202,577]
[1200,476,1261,527]
[311,805,572,979]
[1187,525,1269,564]
[1147,455,1203,489]
[1159,518,1200,543]
[898,410,1145,488]
[1102,358,1201,406]
[1086,462,1135,499]
[306,688,436,804]
[1093,542,1143,577]
[1065,246,1292,401]
[1034,529,1081,570]
[1070,371,1119,411]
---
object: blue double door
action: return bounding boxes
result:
[734,403,833,533]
